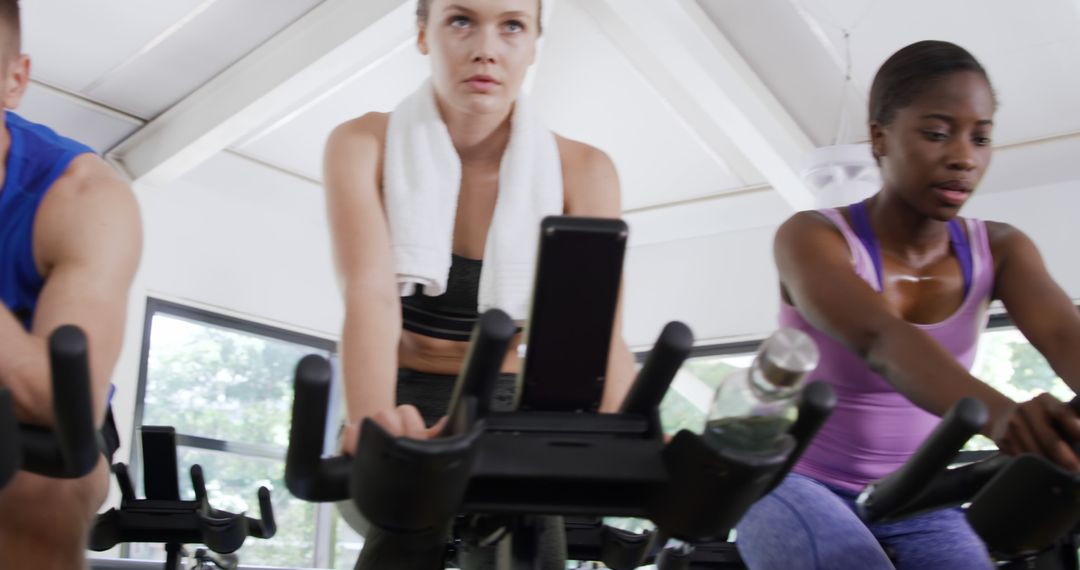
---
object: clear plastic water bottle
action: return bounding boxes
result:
[703,328,819,454]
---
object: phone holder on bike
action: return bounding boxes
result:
[90,426,276,570]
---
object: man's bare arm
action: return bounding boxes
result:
[0,155,141,427]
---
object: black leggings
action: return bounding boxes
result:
[101,406,120,464]
[395,367,519,424]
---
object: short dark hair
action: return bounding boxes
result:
[868,40,995,126]
[0,0,19,57]
[417,0,543,34]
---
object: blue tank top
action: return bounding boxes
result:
[0,111,94,330]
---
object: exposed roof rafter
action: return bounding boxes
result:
[109,0,414,187]
[577,0,816,210]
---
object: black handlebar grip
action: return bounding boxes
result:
[445,309,517,435]
[792,381,838,438]
[764,381,837,494]
[49,325,100,477]
[857,397,988,522]
[249,486,277,538]
[114,463,136,501]
[620,322,694,415]
[285,354,350,501]
[878,454,1011,520]
[191,464,208,502]
[0,388,21,489]
[22,326,100,478]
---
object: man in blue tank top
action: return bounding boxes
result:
[0,1,142,568]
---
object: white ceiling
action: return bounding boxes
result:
[14,0,1080,234]
[23,0,324,119]
[702,0,1080,147]
[234,39,426,181]
[527,0,749,209]
[16,82,142,154]
[236,0,749,210]
[24,0,211,95]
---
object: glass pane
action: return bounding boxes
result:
[333,511,366,569]
[972,327,1072,401]
[965,327,1073,450]
[659,353,754,435]
[658,328,1073,452]
[142,312,317,447]
[128,447,316,568]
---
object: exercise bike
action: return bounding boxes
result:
[285,216,837,569]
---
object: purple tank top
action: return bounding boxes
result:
[783,204,994,491]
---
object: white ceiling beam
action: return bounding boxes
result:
[28,79,145,125]
[577,0,816,210]
[109,0,414,187]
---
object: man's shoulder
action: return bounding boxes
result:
[48,154,128,197]
[33,153,140,277]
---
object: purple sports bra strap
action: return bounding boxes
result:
[846,200,884,290]
[848,199,974,297]
[947,219,973,299]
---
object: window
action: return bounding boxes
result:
[964,314,1073,450]
[125,299,340,568]
[656,313,1075,452]
[657,343,760,436]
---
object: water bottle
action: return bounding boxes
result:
[703,328,819,453]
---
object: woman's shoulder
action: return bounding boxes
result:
[773,209,854,260]
[553,134,621,216]
[554,134,609,165]
[779,209,845,237]
[323,113,391,193]
[983,219,1018,238]
[324,112,390,178]
[327,112,390,152]
[983,219,1029,260]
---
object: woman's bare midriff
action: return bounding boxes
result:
[398,329,524,376]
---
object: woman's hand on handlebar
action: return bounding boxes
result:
[993,393,1080,472]
[341,405,448,456]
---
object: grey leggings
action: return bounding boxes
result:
[735,472,992,570]
[338,368,567,569]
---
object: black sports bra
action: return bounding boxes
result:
[401,254,482,341]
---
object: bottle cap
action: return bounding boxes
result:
[758,328,819,389]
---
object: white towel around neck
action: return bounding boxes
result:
[383,79,563,322]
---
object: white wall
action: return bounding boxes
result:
[964,180,1080,292]
[622,176,1080,351]
[136,155,342,335]
[623,225,780,348]
[107,152,342,470]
